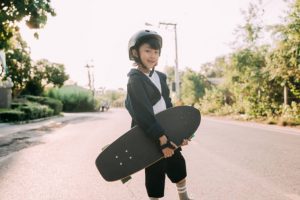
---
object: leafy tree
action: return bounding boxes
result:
[266,0,300,102]
[5,34,68,96]
[200,56,226,78]
[233,0,264,49]
[0,0,56,49]
[22,59,69,95]
[5,32,32,96]
[35,59,69,88]
[181,68,211,106]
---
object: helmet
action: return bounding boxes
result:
[128,30,162,60]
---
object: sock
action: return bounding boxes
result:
[176,180,191,200]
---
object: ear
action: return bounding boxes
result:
[132,49,138,57]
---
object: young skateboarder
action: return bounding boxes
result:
[125,29,193,200]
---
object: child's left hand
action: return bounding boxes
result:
[181,139,190,146]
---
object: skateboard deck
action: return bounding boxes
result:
[95,106,201,182]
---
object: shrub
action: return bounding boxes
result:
[198,87,225,115]
[19,102,54,120]
[24,95,62,115]
[45,86,99,112]
[0,109,25,122]
[279,102,300,126]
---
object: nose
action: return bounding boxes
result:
[150,51,158,59]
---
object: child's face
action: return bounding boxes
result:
[138,43,160,70]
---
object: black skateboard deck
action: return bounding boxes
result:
[95,106,201,182]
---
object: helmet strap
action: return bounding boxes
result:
[149,67,155,77]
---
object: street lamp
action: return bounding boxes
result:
[145,22,180,100]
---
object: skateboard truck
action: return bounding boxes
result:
[121,176,132,184]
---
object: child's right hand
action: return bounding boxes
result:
[159,135,177,158]
[162,147,175,158]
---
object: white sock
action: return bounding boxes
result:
[176,180,191,200]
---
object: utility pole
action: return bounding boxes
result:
[158,22,180,100]
[85,61,95,97]
[145,22,181,100]
[284,85,288,105]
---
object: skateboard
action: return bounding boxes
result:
[95,106,201,182]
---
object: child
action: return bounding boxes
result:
[125,30,192,200]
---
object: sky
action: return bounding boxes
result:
[20,0,288,90]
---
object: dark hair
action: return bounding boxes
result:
[132,36,162,65]
[135,37,161,51]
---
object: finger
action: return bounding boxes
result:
[181,139,187,145]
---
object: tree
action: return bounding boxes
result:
[0,0,56,49]
[200,56,226,78]
[35,59,69,88]
[5,34,68,96]
[22,59,69,95]
[5,32,32,96]
[266,0,300,104]
[233,0,264,49]
[181,68,211,106]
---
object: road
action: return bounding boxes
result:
[0,108,300,200]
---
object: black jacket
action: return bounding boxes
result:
[125,69,173,141]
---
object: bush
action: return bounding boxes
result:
[198,88,225,115]
[19,102,54,120]
[45,86,99,112]
[0,109,25,122]
[24,95,63,115]
[279,102,300,126]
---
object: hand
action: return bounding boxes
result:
[181,139,190,146]
[162,147,175,158]
[159,135,178,158]
[159,135,168,145]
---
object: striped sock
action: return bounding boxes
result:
[176,181,191,200]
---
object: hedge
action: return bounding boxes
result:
[0,109,25,122]
[23,95,63,115]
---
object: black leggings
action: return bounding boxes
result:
[145,150,187,198]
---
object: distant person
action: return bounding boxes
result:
[125,30,193,200]
[101,101,109,112]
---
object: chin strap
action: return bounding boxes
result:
[149,67,155,77]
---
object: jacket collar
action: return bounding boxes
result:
[127,69,161,95]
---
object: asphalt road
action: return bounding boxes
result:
[0,108,299,200]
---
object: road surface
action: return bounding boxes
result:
[0,108,299,200]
